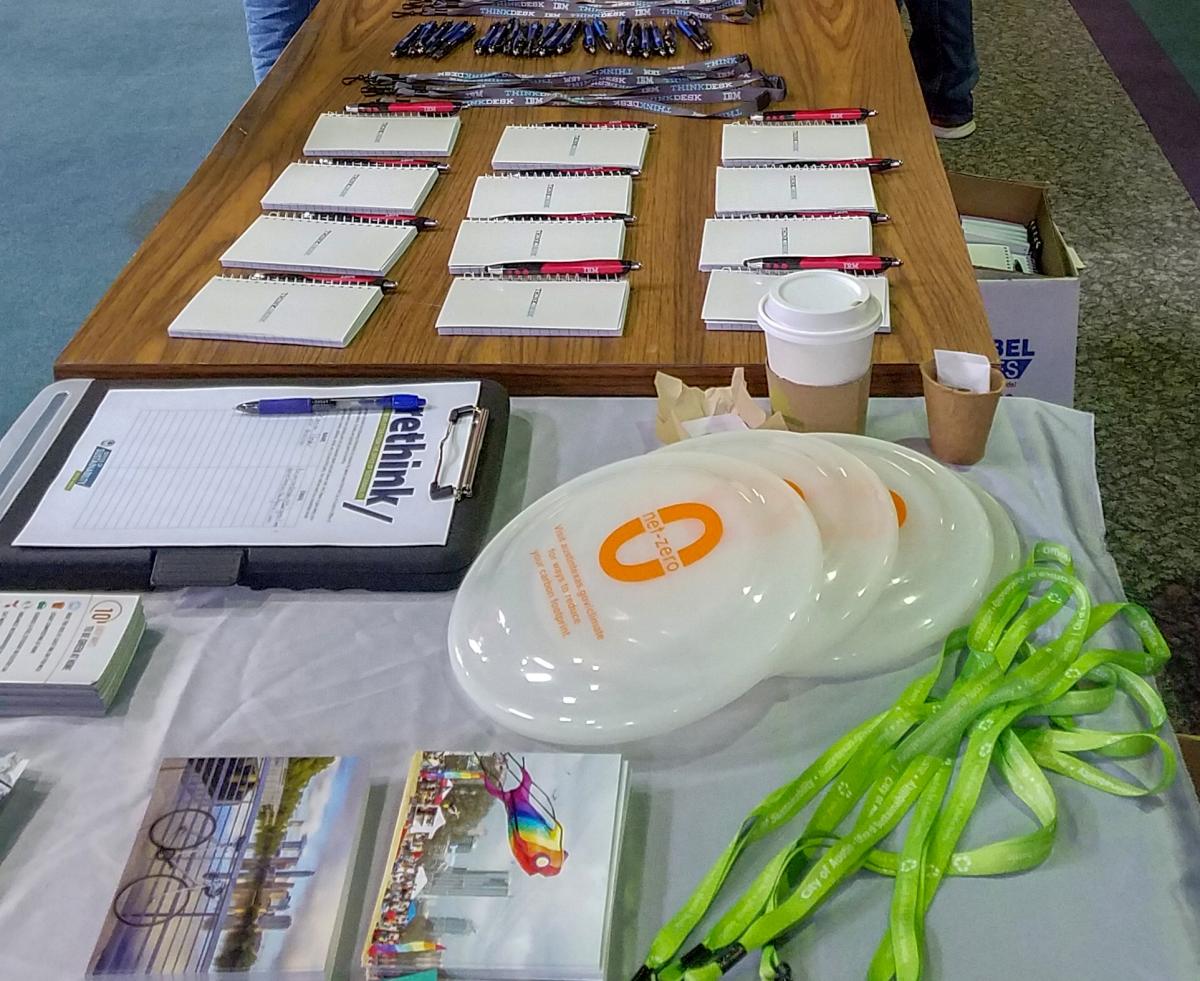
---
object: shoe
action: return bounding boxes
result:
[931,116,977,140]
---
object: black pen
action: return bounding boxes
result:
[299,210,438,229]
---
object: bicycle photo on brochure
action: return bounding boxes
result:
[111,806,241,928]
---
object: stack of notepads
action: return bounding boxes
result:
[436,125,649,338]
[962,215,1038,273]
[700,121,894,331]
[0,593,145,716]
[168,112,462,348]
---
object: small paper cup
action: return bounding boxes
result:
[921,358,1005,465]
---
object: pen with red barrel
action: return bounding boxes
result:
[536,120,656,130]
[250,272,398,292]
[483,259,640,277]
[742,255,902,272]
[760,158,903,173]
[738,210,889,224]
[489,212,636,223]
[299,210,438,229]
[344,100,459,115]
[314,156,450,172]
[751,107,876,123]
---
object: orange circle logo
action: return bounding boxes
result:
[597,502,724,583]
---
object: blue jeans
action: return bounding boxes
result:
[905,0,978,123]
[242,0,320,83]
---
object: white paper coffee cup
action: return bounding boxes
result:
[757,270,883,386]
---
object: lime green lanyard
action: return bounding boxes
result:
[633,542,1175,981]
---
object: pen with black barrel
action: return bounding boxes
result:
[299,211,438,229]
[250,272,398,292]
[742,255,902,272]
[761,158,903,173]
[484,259,640,277]
[315,156,450,172]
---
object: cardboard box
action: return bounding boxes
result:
[948,173,1082,406]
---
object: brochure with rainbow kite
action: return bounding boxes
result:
[363,750,629,981]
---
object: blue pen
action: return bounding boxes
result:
[236,394,427,415]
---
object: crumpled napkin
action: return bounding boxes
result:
[0,752,28,803]
[654,368,788,444]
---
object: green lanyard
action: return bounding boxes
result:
[633,542,1175,981]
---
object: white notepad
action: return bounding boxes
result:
[437,277,631,336]
[467,173,634,219]
[167,276,383,347]
[715,166,877,215]
[697,217,873,270]
[702,269,891,332]
[492,125,649,171]
[261,161,439,215]
[721,123,872,165]
[303,112,461,158]
[447,219,626,274]
[220,214,417,276]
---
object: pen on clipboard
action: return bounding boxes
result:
[236,394,427,415]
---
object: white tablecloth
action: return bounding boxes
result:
[0,397,1197,980]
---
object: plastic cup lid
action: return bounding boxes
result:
[659,431,900,673]
[448,451,823,745]
[758,270,882,344]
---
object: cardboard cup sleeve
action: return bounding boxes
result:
[766,363,871,434]
[920,358,1004,465]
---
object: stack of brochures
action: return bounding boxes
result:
[88,755,369,979]
[0,592,145,716]
[364,750,630,981]
[961,215,1038,273]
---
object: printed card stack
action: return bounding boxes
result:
[0,592,145,716]
[437,124,649,338]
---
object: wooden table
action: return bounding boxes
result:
[55,0,991,395]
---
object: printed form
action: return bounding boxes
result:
[15,382,480,548]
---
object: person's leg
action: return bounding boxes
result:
[906,0,979,128]
[242,0,320,84]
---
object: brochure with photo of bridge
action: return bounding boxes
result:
[363,750,630,981]
[87,755,368,980]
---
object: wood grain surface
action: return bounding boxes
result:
[54,0,992,395]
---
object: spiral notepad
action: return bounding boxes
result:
[697,216,873,270]
[167,276,383,347]
[220,214,418,276]
[714,166,877,215]
[721,123,872,165]
[437,277,631,336]
[303,112,461,158]
[467,173,634,219]
[447,218,627,275]
[491,125,649,171]
[702,269,891,332]
[261,161,440,215]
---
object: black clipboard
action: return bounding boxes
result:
[0,378,509,592]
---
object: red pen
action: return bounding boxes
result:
[752,107,876,123]
[251,272,398,292]
[300,211,437,229]
[537,120,656,130]
[492,212,636,223]
[315,156,450,172]
[740,210,889,224]
[744,255,902,272]
[344,100,459,115]
[483,259,640,277]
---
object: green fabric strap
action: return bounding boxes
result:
[633,542,1177,981]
